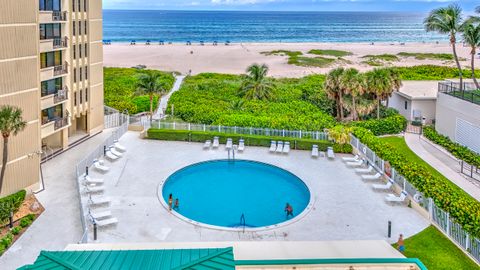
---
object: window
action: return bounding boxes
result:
[80,90,83,103]
[85,66,88,80]
[74,68,77,82]
[41,78,62,97]
[79,67,83,81]
[73,45,76,59]
[78,0,82,12]
[84,44,88,57]
[41,104,63,124]
[84,21,88,35]
[40,51,62,68]
[72,0,75,12]
[74,92,77,106]
[84,0,87,11]
[79,44,82,58]
[40,24,61,40]
[404,101,408,110]
[73,21,76,35]
[78,21,82,35]
[85,88,88,102]
[40,0,61,11]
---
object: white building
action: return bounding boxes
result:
[388,81,439,124]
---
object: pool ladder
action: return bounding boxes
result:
[227,146,236,161]
[240,213,246,233]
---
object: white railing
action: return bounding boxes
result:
[74,114,129,243]
[149,120,329,141]
[350,135,480,264]
[104,106,129,129]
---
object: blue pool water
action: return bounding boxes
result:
[162,160,310,228]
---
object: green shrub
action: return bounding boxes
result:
[0,233,13,248]
[350,114,407,136]
[0,243,5,255]
[423,126,480,168]
[0,190,26,224]
[353,127,480,237]
[11,226,21,235]
[147,129,352,153]
[19,216,33,228]
[308,49,352,57]
[392,65,480,81]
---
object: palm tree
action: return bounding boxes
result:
[327,125,353,145]
[424,4,464,90]
[324,68,345,120]
[340,68,363,121]
[462,20,480,89]
[0,106,26,194]
[365,69,392,119]
[238,64,275,100]
[384,68,403,106]
[136,70,168,122]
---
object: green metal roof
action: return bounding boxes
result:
[18,248,235,270]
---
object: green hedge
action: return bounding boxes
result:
[0,190,26,224]
[423,126,480,168]
[353,127,480,237]
[147,129,352,153]
[350,114,407,136]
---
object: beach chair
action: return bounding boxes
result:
[327,147,335,160]
[88,195,110,206]
[225,41,230,46]
[361,172,382,181]
[159,40,164,45]
[146,40,151,45]
[105,150,119,161]
[84,185,105,194]
[203,140,211,149]
[355,165,374,174]
[212,137,219,148]
[276,141,284,153]
[130,40,136,45]
[385,191,408,204]
[283,142,290,154]
[346,160,363,167]
[226,138,233,150]
[89,210,112,220]
[110,147,123,157]
[373,180,394,191]
[200,41,205,46]
[114,142,127,152]
[213,41,218,46]
[186,41,191,45]
[311,145,319,158]
[84,176,104,185]
[238,139,245,152]
[93,161,109,173]
[95,217,118,227]
[342,155,360,162]
[269,141,277,152]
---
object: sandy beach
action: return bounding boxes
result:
[104,42,472,77]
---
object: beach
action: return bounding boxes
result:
[103,42,471,77]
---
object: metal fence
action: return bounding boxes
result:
[74,112,129,243]
[104,106,129,129]
[439,82,480,106]
[150,121,330,141]
[350,135,480,264]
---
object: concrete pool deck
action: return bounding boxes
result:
[84,131,429,243]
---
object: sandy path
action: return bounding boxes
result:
[104,42,472,78]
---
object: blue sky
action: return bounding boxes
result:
[103,0,477,12]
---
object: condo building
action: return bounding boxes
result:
[0,0,104,197]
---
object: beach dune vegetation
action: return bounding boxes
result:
[308,49,353,57]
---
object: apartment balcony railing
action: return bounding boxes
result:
[54,117,69,130]
[438,82,480,106]
[53,88,69,103]
[53,37,68,49]
[52,11,67,22]
[53,62,68,76]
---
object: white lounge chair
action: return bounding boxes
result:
[88,196,110,206]
[327,147,335,160]
[355,166,374,174]
[311,145,319,158]
[269,141,277,152]
[212,137,219,148]
[276,141,284,153]
[114,142,127,152]
[226,138,233,150]
[361,172,382,181]
[373,180,394,191]
[346,160,363,167]
[84,176,104,185]
[203,140,211,149]
[105,151,119,161]
[95,217,118,227]
[84,185,105,194]
[89,210,112,220]
[385,191,407,204]
[238,139,245,152]
[93,161,109,172]
[342,155,360,162]
[110,147,123,157]
[282,142,290,154]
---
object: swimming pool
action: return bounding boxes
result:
[160,160,311,229]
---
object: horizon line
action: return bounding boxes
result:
[102,9,430,13]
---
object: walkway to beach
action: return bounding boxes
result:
[404,133,480,200]
[153,75,186,119]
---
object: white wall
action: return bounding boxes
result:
[388,93,411,121]
[411,100,436,124]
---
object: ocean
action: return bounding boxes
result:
[103,10,445,43]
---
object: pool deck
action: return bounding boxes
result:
[84,131,429,243]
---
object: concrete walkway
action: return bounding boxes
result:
[153,75,186,119]
[404,133,480,200]
[0,130,114,270]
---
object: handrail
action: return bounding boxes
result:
[438,82,480,105]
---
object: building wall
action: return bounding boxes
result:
[436,93,480,142]
[411,100,436,124]
[0,0,41,196]
[388,93,411,120]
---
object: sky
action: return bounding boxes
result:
[103,0,478,12]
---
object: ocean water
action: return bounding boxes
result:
[161,160,310,228]
[103,10,445,43]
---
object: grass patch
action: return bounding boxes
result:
[290,56,336,67]
[261,50,303,57]
[362,54,400,62]
[308,49,352,57]
[104,67,175,114]
[379,136,473,199]
[393,226,479,270]
[398,52,454,61]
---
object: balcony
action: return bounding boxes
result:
[53,37,68,49]
[40,37,68,53]
[438,82,480,106]
[54,62,68,76]
[41,87,69,109]
[41,116,70,138]
[39,11,67,23]
[40,62,68,81]
[54,117,69,130]
[52,11,67,22]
